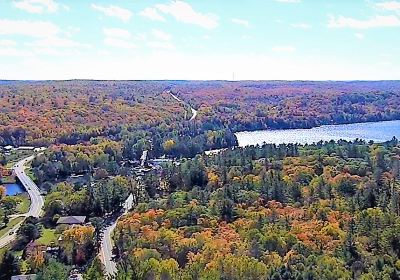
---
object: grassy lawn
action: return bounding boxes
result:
[37,228,58,246]
[16,193,31,214]
[0,216,25,238]
[25,167,37,182]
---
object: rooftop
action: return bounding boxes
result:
[57,216,86,225]
[11,275,37,280]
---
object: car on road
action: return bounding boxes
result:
[9,231,14,235]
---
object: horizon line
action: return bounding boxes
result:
[1,79,400,82]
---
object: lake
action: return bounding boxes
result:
[235,120,400,147]
[5,183,25,196]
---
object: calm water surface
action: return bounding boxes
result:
[5,183,25,196]
[236,120,400,147]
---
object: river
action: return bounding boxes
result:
[235,120,400,147]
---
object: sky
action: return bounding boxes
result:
[0,0,399,80]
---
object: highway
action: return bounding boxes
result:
[0,155,44,248]
[99,193,134,277]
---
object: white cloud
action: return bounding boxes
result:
[0,39,17,47]
[148,30,174,49]
[27,37,90,48]
[274,0,301,3]
[154,1,218,29]
[328,15,400,29]
[33,47,81,56]
[151,29,171,41]
[147,41,175,50]
[140,7,165,21]
[91,4,132,22]
[0,19,60,38]
[0,47,81,57]
[103,28,135,49]
[103,28,131,39]
[291,23,311,29]
[231,18,250,27]
[65,26,80,38]
[272,46,296,52]
[355,33,365,39]
[376,1,400,11]
[0,48,32,57]
[97,50,110,56]
[13,0,59,14]
[104,37,136,49]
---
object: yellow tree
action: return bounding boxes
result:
[28,248,45,271]
[0,185,6,201]
[163,139,176,153]
[60,225,95,264]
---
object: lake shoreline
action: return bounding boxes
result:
[235,119,400,147]
[234,118,400,134]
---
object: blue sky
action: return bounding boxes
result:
[0,0,399,80]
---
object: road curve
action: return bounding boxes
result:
[168,91,197,121]
[0,155,44,248]
[14,155,44,218]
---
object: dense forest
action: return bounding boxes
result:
[1,81,400,149]
[1,81,400,279]
[170,81,400,131]
[114,139,400,279]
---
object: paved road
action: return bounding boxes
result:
[100,222,117,276]
[189,107,198,121]
[99,193,134,277]
[14,155,44,218]
[168,91,197,121]
[0,155,44,248]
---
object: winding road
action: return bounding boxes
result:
[168,91,197,121]
[0,155,44,248]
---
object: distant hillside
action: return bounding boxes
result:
[170,80,400,131]
[1,80,400,146]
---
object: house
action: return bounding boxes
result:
[57,216,86,225]
[69,273,83,280]
[11,274,37,280]
[17,146,35,151]
[3,145,14,151]
[34,147,46,152]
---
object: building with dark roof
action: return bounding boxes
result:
[56,216,86,225]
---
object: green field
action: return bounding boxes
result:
[25,167,37,182]
[16,193,31,214]
[37,228,58,246]
[0,216,24,238]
